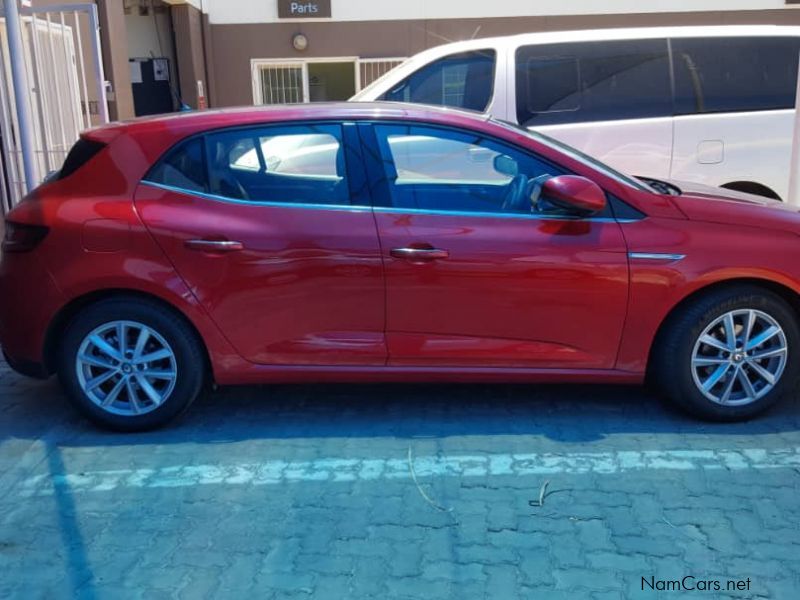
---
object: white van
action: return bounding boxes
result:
[353,26,800,200]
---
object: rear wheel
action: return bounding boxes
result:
[57,297,205,431]
[652,286,799,421]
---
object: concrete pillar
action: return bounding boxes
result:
[96,0,135,120]
[171,3,207,109]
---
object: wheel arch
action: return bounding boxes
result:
[645,277,800,379]
[43,289,213,378]
[720,181,782,201]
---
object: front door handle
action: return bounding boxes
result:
[185,239,244,253]
[390,247,450,261]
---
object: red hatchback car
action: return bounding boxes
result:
[1,102,799,430]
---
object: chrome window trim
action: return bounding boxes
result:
[140,180,371,213]
[141,180,638,223]
[372,206,635,223]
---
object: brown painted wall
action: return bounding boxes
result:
[207,9,800,108]
[172,4,207,109]
[96,0,135,120]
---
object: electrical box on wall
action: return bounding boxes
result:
[129,57,174,116]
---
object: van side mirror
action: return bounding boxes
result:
[540,175,607,215]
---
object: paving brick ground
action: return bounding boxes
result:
[0,355,799,599]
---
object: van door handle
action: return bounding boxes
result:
[390,247,449,261]
[185,239,244,253]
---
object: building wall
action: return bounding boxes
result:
[171,3,207,108]
[125,8,178,77]
[207,8,800,108]
[203,0,795,23]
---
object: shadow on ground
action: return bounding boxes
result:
[2,358,798,446]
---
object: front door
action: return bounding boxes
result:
[362,122,629,369]
[135,122,386,365]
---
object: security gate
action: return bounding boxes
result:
[0,2,108,213]
[357,58,406,90]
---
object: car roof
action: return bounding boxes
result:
[84,102,491,142]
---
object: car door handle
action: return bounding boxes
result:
[184,239,244,253]
[390,247,450,261]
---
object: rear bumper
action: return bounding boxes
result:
[0,251,66,371]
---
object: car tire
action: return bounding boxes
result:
[651,285,800,421]
[57,297,206,431]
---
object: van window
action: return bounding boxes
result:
[515,40,672,127]
[672,37,800,114]
[381,50,496,111]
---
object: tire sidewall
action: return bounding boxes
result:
[671,290,799,420]
[57,299,204,431]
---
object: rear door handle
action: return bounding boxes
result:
[390,247,449,261]
[184,239,244,253]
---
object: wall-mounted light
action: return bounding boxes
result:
[292,33,309,52]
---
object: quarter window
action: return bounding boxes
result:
[672,37,800,114]
[381,50,496,112]
[373,124,572,216]
[515,40,672,127]
[204,124,349,204]
[145,138,208,193]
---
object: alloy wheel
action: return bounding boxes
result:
[75,320,178,416]
[691,309,788,406]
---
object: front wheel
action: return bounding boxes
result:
[57,297,206,431]
[651,286,800,421]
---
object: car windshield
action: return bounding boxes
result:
[492,119,657,193]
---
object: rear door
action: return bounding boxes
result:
[361,121,630,369]
[513,39,674,179]
[135,122,386,366]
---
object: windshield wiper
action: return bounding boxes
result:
[636,176,682,196]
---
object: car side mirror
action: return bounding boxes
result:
[540,175,607,215]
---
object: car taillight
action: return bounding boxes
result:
[1,221,49,252]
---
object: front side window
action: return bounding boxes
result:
[205,124,348,205]
[145,138,208,193]
[516,40,672,127]
[672,37,800,114]
[373,124,573,215]
[381,50,496,112]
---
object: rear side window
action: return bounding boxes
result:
[381,50,496,112]
[145,138,208,193]
[516,40,672,127]
[672,37,800,114]
[204,124,349,205]
[59,138,105,180]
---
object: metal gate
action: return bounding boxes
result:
[0,2,108,213]
[356,58,406,90]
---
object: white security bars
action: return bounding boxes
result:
[0,2,108,213]
[356,57,406,91]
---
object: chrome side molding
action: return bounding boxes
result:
[628,252,686,262]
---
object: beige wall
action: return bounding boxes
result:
[206,8,800,108]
